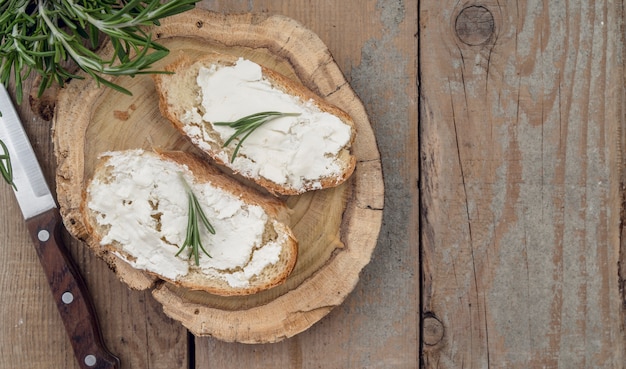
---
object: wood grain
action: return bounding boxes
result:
[421,1,625,368]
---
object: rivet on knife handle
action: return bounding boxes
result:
[26,209,120,369]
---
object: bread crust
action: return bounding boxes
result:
[153,52,357,196]
[82,149,298,296]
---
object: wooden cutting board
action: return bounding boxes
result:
[53,9,383,344]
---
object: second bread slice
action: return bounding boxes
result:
[154,53,357,196]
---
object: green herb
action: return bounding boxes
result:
[176,174,214,266]
[214,111,301,163]
[0,109,10,189]
[0,0,199,104]
[0,138,15,190]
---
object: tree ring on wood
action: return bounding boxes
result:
[53,9,384,343]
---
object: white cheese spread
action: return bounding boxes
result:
[181,58,353,191]
[86,150,282,288]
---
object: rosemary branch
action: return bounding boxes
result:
[0,138,16,190]
[214,111,301,163]
[176,174,214,266]
[0,0,199,104]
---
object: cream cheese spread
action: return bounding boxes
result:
[87,150,282,288]
[181,58,353,192]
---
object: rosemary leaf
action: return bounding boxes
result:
[0,138,16,191]
[176,174,214,266]
[214,111,300,163]
[175,193,195,258]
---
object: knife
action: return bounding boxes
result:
[0,84,120,369]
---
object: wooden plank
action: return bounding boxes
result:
[0,71,188,369]
[0,81,79,368]
[420,1,625,368]
[193,0,419,367]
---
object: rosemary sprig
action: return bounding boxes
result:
[175,175,214,266]
[0,0,199,104]
[213,111,301,163]
[0,138,16,190]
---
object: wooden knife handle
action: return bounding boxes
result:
[26,209,120,369]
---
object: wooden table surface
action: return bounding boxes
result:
[1,1,624,368]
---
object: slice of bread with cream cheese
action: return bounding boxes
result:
[153,53,357,196]
[82,149,298,296]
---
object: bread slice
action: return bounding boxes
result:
[82,149,298,296]
[153,53,357,196]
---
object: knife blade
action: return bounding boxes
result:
[0,84,120,369]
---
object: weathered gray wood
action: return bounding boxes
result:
[421,1,625,368]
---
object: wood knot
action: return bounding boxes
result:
[29,76,59,121]
[422,313,444,346]
[455,5,495,46]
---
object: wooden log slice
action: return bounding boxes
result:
[53,9,383,343]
